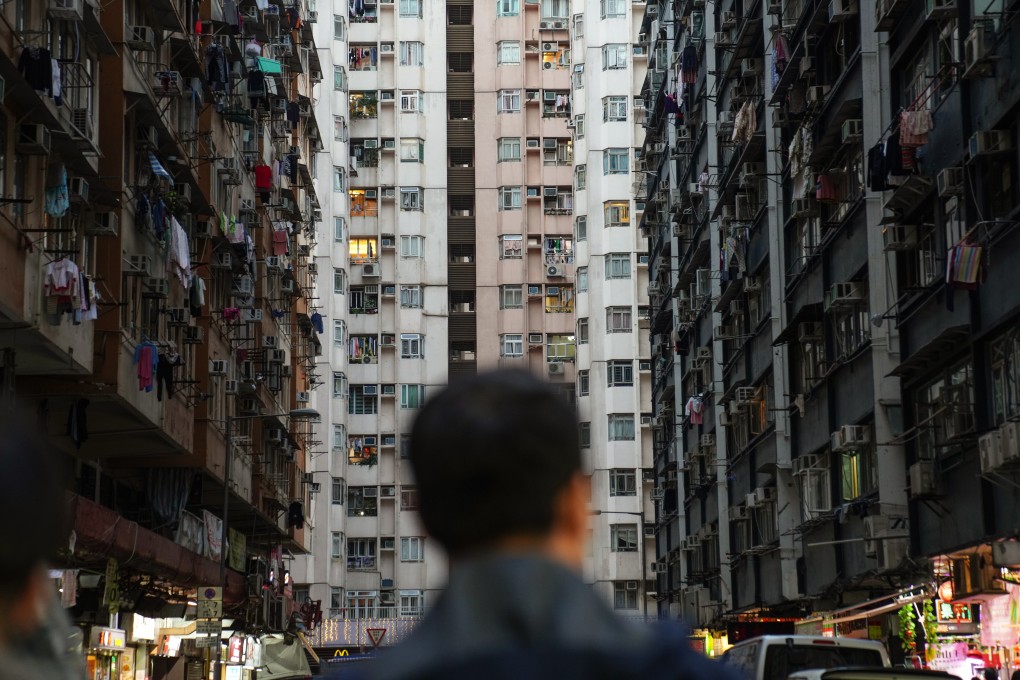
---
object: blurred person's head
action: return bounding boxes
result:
[0,416,68,642]
[409,370,584,565]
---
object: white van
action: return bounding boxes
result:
[722,635,890,680]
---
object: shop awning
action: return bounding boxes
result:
[889,325,970,378]
[66,493,246,604]
[256,57,283,75]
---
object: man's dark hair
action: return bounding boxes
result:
[409,370,581,556]
[0,414,68,604]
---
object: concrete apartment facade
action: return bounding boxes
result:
[641,0,1020,650]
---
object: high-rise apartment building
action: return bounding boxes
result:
[641,0,1020,647]
[570,0,655,617]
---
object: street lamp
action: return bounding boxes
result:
[591,509,650,620]
[220,408,321,583]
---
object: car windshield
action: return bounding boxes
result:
[765,646,884,680]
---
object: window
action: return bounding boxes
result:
[399,89,420,112]
[400,537,424,562]
[498,186,522,210]
[607,360,633,387]
[334,216,346,241]
[498,89,521,113]
[611,524,638,552]
[544,285,574,314]
[333,115,347,141]
[333,166,346,192]
[602,95,628,121]
[604,201,630,227]
[333,268,346,294]
[575,215,587,241]
[609,469,636,496]
[573,13,584,38]
[914,361,976,460]
[330,587,343,616]
[334,320,346,346]
[399,41,424,66]
[348,385,378,415]
[349,238,378,263]
[496,0,519,16]
[400,384,426,409]
[500,334,524,357]
[578,370,589,396]
[991,332,1020,425]
[333,66,347,91]
[400,235,425,257]
[840,445,877,501]
[400,285,423,308]
[571,64,584,90]
[574,164,586,191]
[500,285,523,309]
[332,478,345,504]
[332,424,347,451]
[400,138,424,162]
[579,422,591,448]
[600,0,625,17]
[347,538,376,570]
[606,306,632,332]
[541,0,568,18]
[577,318,589,344]
[332,372,347,397]
[400,485,420,510]
[500,235,523,259]
[576,267,588,292]
[347,488,378,517]
[603,148,629,174]
[546,334,576,361]
[608,414,635,440]
[605,253,631,279]
[400,187,423,211]
[400,333,424,358]
[333,14,346,39]
[498,137,522,161]
[331,531,343,558]
[498,41,521,64]
[399,0,422,17]
[349,285,378,313]
[614,582,638,610]
[399,590,424,617]
[602,44,627,70]
[574,114,585,138]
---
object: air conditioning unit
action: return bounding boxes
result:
[265,256,282,271]
[380,486,396,498]
[17,123,51,155]
[841,119,863,144]
[239,398,259,414]
[86,211,119,237]
[825,281,865,309]
[806,85,830,104]
[363,385,379,396]
[547,264,565,277]
[306,9,318,21]
[296,391,310,403]
[245,309,263,322]
[233,275,254,296]
[126,254,152,277]
[152,70,183,96]
[281,279,296,294]
[828,0,858,21]
[379,42,393,53]
[734,386,756,406]
[883,224,918,251]
[964,23,993,71]
[184,327,203,343]
[548,362,565,375]
[742,58,763,77]
[69,178,89,203]
[360,263,382,278]
[969,130,1011,157]
[700,434,715,448]
[381,334,396,347]
[381,384,396,396]
[225,380,239,395]
[262,335,279,349]
[937,167,964,196]
[625,580,638,591]
[379,90,395,101]
[715,31,732,46]
[381,187,396,199]
[831,424,870,452]
[909,460,937,496]
[729,505,750,521]
[209,360,228,376]
[791,198,818,218]
[979,429,1004,473]
[266,428,284,444]
[49,0,85,21]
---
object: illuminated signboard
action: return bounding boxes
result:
[935,600,979,635]
[89,627,127,652]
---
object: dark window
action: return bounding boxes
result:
[448,6,472,24]
[448,53,473,73]
[449,100,473,120]
[449,148,474,167]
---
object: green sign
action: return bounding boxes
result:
[228,529,247,572]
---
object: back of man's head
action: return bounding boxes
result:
[0,415,67,611]
[409,370,581,557]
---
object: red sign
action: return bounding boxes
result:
[366,628,387,648]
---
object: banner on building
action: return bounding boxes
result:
[228,528,247,572]
[176,511,206,555]
[203,510,223,560]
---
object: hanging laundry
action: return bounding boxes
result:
[18,46,53,93]
[51,58,61,106]
[222,307,241,321]
[66,398,89,449]
[815,174,838,202]
[44,258,81,326]
[272,230,288,256]
[156,352,183,401]
[680,44,699,84]
[133,341,159,392]
[168,217,192,288]
[44,162,69,218]
[189,276,206,317]
[899,109,933,148]
[685,396,704,425]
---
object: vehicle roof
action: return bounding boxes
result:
[728,636,888,647]
[788,668,958,680]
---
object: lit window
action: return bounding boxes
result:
[604,201,630,227]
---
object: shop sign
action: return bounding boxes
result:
[228,635,244,663]
[225,666,243,680]
[103,558,119,612]
[195,635,220,648]
[203,511,223,560]
[196,620,222,635]
[197,600,223,618]
[89,626,126,652]
[935,600,978,634]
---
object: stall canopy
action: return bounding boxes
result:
[257,635,312,680]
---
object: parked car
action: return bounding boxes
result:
[789,667,961,680]
[722,636,890,680]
